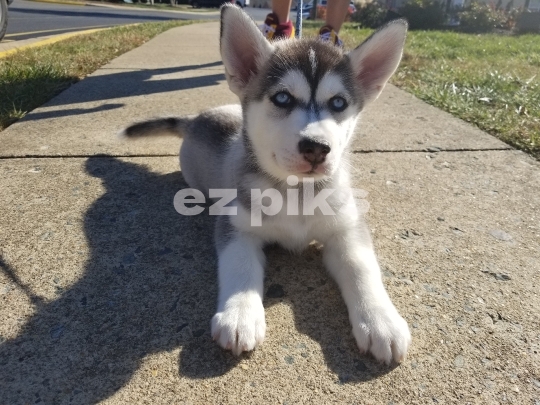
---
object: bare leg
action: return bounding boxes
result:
[272,0,293,22]
[325,0,349,32]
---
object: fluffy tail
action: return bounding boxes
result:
[119,117,192,139]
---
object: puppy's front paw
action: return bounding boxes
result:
[352,304,411,365]
[211,293,266,356]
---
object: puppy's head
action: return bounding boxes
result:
[220,4,407,181]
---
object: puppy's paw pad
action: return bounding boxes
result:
[211,294,266,356]
[352,306,411,365]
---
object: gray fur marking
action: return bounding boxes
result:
[251,39,359,107]
[244,39,361,124]
[123,117,187,138]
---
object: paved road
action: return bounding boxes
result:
[3,0,269,41]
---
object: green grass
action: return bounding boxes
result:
[304,22,540,159]
[0,20,194,130]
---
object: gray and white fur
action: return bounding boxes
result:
[122,4,411,364]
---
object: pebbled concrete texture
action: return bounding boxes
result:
[0,22,539,404]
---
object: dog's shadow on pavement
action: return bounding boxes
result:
[0,157,392,404]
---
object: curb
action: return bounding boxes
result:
[85,1,219,14]
[28,0,87,5]
[0,27,109,59]
[26,0,220,14]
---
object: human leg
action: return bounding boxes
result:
[319,0,350,45]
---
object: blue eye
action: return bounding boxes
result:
[329,96,347,112]
[271,91,294,107]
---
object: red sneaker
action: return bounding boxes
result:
[319,25,343,47]
[261,13,295,40]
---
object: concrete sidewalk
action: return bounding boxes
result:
[0,22,539,404]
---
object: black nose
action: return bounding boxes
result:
[298,138,331,164]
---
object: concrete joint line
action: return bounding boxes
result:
[0,154,179,160]
[0,149,515,160]
[351,147,513,154]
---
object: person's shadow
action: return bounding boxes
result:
[0,156,394,404]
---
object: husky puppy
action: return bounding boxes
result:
[122,4,411,364]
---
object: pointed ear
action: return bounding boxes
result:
[220,4,274,97]
[348,19,408,106]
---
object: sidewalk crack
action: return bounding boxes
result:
[351,147,513,154]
